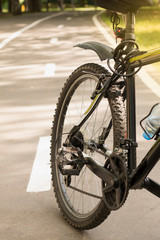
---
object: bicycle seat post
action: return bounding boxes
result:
[124,12,136,41]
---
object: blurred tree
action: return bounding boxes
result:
[1,0,159,14]
[71,0,75,9]
[45,0,49,11]
[8,0,12,12]
[79,0,85,7]
[57,0,64,9]
[0,0,2,12]
[27,0,41,12]
[11,0,21,14]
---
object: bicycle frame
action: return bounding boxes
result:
[130,48,160,67]
[78,12,160,197]
[65,12,160,199]
[124,13,160,197]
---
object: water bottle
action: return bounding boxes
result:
[143,103,160,140]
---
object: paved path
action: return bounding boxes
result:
[0,11,160,240]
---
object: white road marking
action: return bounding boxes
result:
[0,64,43,71]
[44,63,56,77]
[50,37,59,44]
[27,137,51,192]
[92,11,116,48]
[138,68,160,98]
[66,17,72,20]
[57,24,64,29]
[0,63,74,72]
[93,11,160,98]
[0,12,64,50]
[0,63,76,80]
[0,63,56,78]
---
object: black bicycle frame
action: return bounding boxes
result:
[125,13,160,197]
[65,12,160,199]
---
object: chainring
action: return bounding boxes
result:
[102,153,129,210]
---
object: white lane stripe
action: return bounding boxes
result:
[0,12,64,50]
[66,17,72,21]
[0,63,56,78]
[57,24,64,29]
[44,63,56,77]
[27,137,51,192]
[0,64,74,71]
[93,11,160,98]
[0,64,43,71]
[50,37,59,44]
[92,11,116,48]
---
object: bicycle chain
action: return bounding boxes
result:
[68,185,102,199]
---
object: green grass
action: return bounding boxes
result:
[101,8,160,70]
[135,9,160,50]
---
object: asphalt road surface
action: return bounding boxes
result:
[0,11,160,240]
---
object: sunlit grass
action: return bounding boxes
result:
[135,10,160,50]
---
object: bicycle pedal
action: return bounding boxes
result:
[57,147,85,176]
[58,164,80,176]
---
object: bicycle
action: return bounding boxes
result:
[50,0,160,230]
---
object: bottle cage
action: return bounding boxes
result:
[140,103,160,140]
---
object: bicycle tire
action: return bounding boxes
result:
[50,63,126,229]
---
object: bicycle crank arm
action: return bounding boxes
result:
[85,156,119,189]
[58,146,119,189]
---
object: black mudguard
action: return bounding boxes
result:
[75,41,114,61]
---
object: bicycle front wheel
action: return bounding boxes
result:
[50,63,126,229]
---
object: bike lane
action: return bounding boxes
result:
[0,11,108,240]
